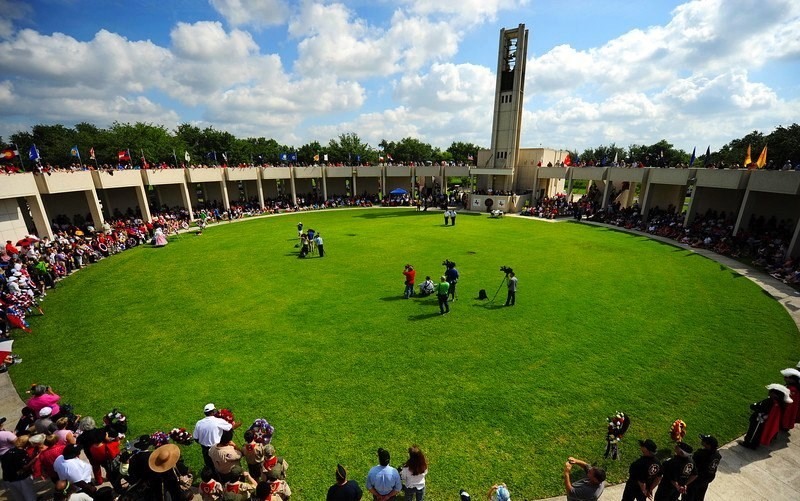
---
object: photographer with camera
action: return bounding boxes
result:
[563,456,606,501]
[505,271,517,307]
[443,260,459,301]
[403,265,416,299]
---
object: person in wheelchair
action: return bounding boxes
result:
[418,276,435,297]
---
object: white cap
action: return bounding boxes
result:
[204,403,216,413]
[39,406,53,417]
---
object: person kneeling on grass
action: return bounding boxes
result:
[419,276,435,297]
[563,456,606,501]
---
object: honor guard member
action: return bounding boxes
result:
[654,442,696,501]
[621,439,662,501]
[684,435,721,501]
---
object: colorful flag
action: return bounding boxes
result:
[70,145,80,157]
[703,146,711,167]
[141,151,149,169]
[313,154,319,162]
[29,144,40,161]
[280,153,288,162]
[744,144,752,166]
[0,148,18,160]
[289,152,298,162]
[467,154,474,161]
[6,306,30,332]
[89,147,96,160]
[356,154,361,164]
[689,146,696,167]
[118,150,131,162]
[185,151,191,162]
[564,153,572,166]
[756,145,767,168]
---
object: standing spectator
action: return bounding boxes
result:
[315,233,325,257]
[780,368,800,431]
[193,403,240,474]
[209,429,242,482]
[1,436,36,501]
[0,417,18,456]
[199,467,224,500]
[242,429,266,481]
[444,262,459,301]
[262,443,288,480]
[450,209,457,226]
[444,210,450,226]
[53,444,95,495]
[34,406,56,434]
[562,456,605,501]
[366,448,401,501]
[399,445,428,501]
[327,464,363,501]
[505,272,517,307]
[436,277,450,315]
[685,435,721,501]
[223,465,257,500]
[35,434,65,482]
[621,439,662,501]
[654,442,696,501]
[743,385,791,448]
[26,384,61,418]
[403,265,416,299]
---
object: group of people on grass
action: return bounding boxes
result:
[402,262,460,314]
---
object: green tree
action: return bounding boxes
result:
[447,141,481,163]
[328,132,373,164]
[394,137,434,163]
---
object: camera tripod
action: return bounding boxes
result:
[489,275,508,303]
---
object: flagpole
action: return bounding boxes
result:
[172,149,179,168]
[13,144,25,171]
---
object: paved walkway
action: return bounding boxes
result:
[2,214,799,500]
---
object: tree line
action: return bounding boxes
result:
[0,122,482,168]
[574,124,800,168]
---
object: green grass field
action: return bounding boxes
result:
[11,208,799,499]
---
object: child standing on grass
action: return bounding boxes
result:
[243,429,266,481]
[199,467,223,500]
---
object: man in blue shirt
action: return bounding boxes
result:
[366,448,401,500]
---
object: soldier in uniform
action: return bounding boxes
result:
[684,435,721,501]
[621,439,662,501]
[654,442,696,501]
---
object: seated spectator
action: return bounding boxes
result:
[26,384,61,418]
[419,277,435,297]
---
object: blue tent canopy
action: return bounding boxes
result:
[389,188,408,195]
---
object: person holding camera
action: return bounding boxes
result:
[505,272,517,307]
[563,456,606,501]
[444,261,459,301]
[403,265,416,299]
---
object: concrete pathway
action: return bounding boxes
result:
[2,214,799,500]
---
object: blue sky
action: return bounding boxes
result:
[1,0,798,154]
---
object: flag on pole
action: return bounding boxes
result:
[313,154,319,162]
[280,153,288,162]
[613,152,618,165]
[356,154,361,164]
[70,145,80,157]
[564,153,572,166]
[323,154,328,161]
[0,147,18,160]
[89,147,96,160]
[387,154,393,161]
[222,152,228,162]
[467,154,474,161]
[141,150,149,169]
[118,150,131,162]
[756,145,768,168]
[703,146,711,167]
[29,144,40,161]
[744,144,752,166]
[289,152,297,162]
[689,146,696,167]
[379,156,384,161]
[185,151,191,162]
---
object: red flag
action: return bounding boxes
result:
[564,154,572,166]
[118,150,131,162]
[0,339,12,361]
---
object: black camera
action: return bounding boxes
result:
[442,259,455,268]
[500,266,513,274]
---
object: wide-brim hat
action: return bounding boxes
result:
[781,368,800,380]
[148,444,181,473]
[767,383,794,403]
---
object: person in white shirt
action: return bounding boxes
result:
[399,445,428,501]
[53,444,95,495]
[193,403,241,475]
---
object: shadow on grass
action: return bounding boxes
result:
[407,312,445,321]
[355,211,424,219]
[380,296,406,302]
[475,302,506,310]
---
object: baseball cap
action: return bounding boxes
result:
[638,439,657,453]
[676,442,693,455]
[699,434,719,449]
[203,403,216,413]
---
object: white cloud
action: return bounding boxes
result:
[210,0,290,27]
[289,3,459,78]
[394,63,494,112]
[400,0,528,24]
